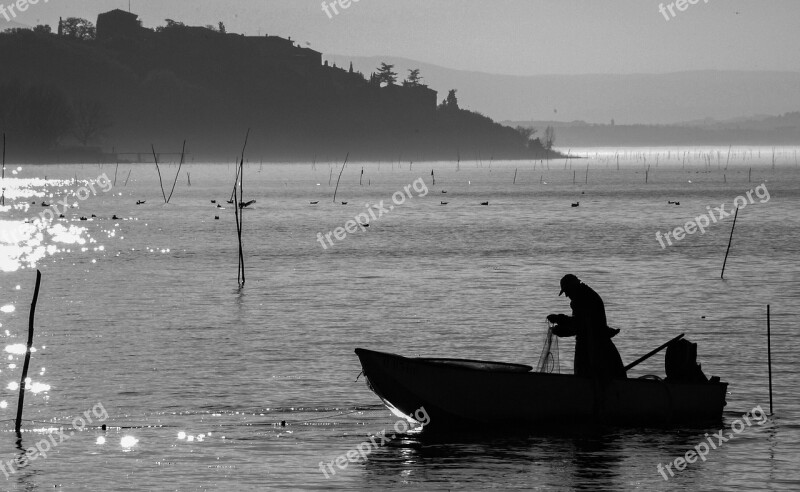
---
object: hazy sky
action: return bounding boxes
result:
[9,0,800,75]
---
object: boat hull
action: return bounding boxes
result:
[355,348,728,429]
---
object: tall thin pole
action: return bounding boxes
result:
[15,270,42,434]
[721,206,739,279]
[1,132,5,206]
[332,153,349,204]
[233,183,243,286]
[235,130,249,288]
[151,145,167,203]
[230,161,241,203]
[166,140,186,203]
[767,305,773,415]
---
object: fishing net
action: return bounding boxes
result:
[536,321,560,373]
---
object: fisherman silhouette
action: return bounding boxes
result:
[547,274,626,379]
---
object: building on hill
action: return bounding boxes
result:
[97,9,142,40]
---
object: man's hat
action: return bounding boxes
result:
[559,274,580,296]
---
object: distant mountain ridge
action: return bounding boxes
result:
[502,112,800,147]
[325,54,800,125]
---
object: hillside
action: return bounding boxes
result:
[0,12,553,163]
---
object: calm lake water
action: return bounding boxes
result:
[0,147,798,490]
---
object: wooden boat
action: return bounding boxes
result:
[354,348,728,430]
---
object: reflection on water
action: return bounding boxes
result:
[359,428,685,489]
[0,156,797,489]
[0,171,115,272]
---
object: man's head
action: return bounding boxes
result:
[558,274,581,297]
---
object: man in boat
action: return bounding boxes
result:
[547,274,626,379]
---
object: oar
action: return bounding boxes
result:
[624,333,684,372]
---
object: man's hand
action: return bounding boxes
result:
[547,314,569,324]
[547,314,559,323]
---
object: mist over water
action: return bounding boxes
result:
[0,148,797,490]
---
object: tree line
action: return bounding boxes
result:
[0,81,112,150]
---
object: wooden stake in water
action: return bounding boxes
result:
[767,304,773,415]
[725,145,731,169]
[166,140,186,203]
[234,130,249,288]
[332,153,349,204]
[513,168,517,184]
[15,270,42,434]
[720,206,739,279]
[1,132,5,206]
[151,144,168,203]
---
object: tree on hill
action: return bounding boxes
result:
[60,18,95,40]
[403,69,422,87]
[0,82,73,149]
[544,125,556,150]
[72,100,112,147]
[33,24,52,34]
[218,22,226,34]
[438,89,459,110]
[515,126,536,142]
[375,63,397,86]
[516,126,550,152]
